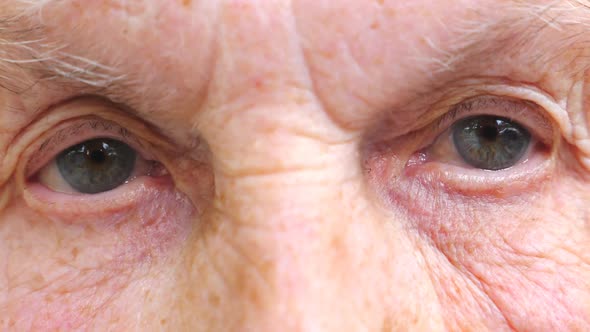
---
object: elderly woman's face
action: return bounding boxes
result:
[0,0,589,330]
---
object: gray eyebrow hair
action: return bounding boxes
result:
[413,0,590,76]
[0,9,125,95]
[1,0,589,97]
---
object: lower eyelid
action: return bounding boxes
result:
[21,174,197,268]
[23,175,176,222]
[420,127,546,170]
[403,150,554,197]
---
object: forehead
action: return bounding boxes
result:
[1,0,588,133]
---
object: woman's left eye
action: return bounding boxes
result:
[36,137,160,194]
[452,115,531,170]
[417,97,553,173]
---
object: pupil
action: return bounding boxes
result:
[89,149,106,163]
[479,125,498,141]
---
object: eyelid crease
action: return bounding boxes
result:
[470,84,572,142]
[564,76,590,171]
[369,79,570,148]
[433,95,554,145]
[25,118,154,178]
[10,100,173,191]
[36,119,134,154]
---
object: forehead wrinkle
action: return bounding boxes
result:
[381,0,590,134]
[2,0,590,107]
[419,0,590,77]
[0,3,125,95]
[510,1,590,74]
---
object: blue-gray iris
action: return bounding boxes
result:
[452,116,531,171]
[56,138,137,194]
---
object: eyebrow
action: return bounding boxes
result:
[0,12,127,96]
[0,1,589,106]
[418,1,590,76]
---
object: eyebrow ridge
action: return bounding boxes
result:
[1,0,590,104]
[0,12,125,95]
[419,0,590,77]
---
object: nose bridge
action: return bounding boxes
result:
[203,164,442,330]
[197,0,360,181]
[188,2,444,330]
[190,2,380,329]
[208,103,364,275]
[199,0,365,223]
[207,162,375,330]
[200,89,370,329]
[194,108,445,328]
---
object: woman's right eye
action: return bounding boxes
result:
[55,138,138,194]
[36,137,163,195]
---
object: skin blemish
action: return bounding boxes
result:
[254,78,265,90]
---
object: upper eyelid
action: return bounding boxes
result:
[25,118,150,177]
[38,119,135,153]
[432,96,555,142]
[369,79,567,147]
[5,97,179,197]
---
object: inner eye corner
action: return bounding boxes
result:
[148,160,170,176]
[534,139,554,155]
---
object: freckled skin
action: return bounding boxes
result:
[0,0,589,331]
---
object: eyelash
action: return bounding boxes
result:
[433,96,554,144]
[25,118,153,178]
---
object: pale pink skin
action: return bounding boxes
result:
[0,0,589,330]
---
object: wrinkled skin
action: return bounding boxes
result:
[0,0,589,331]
